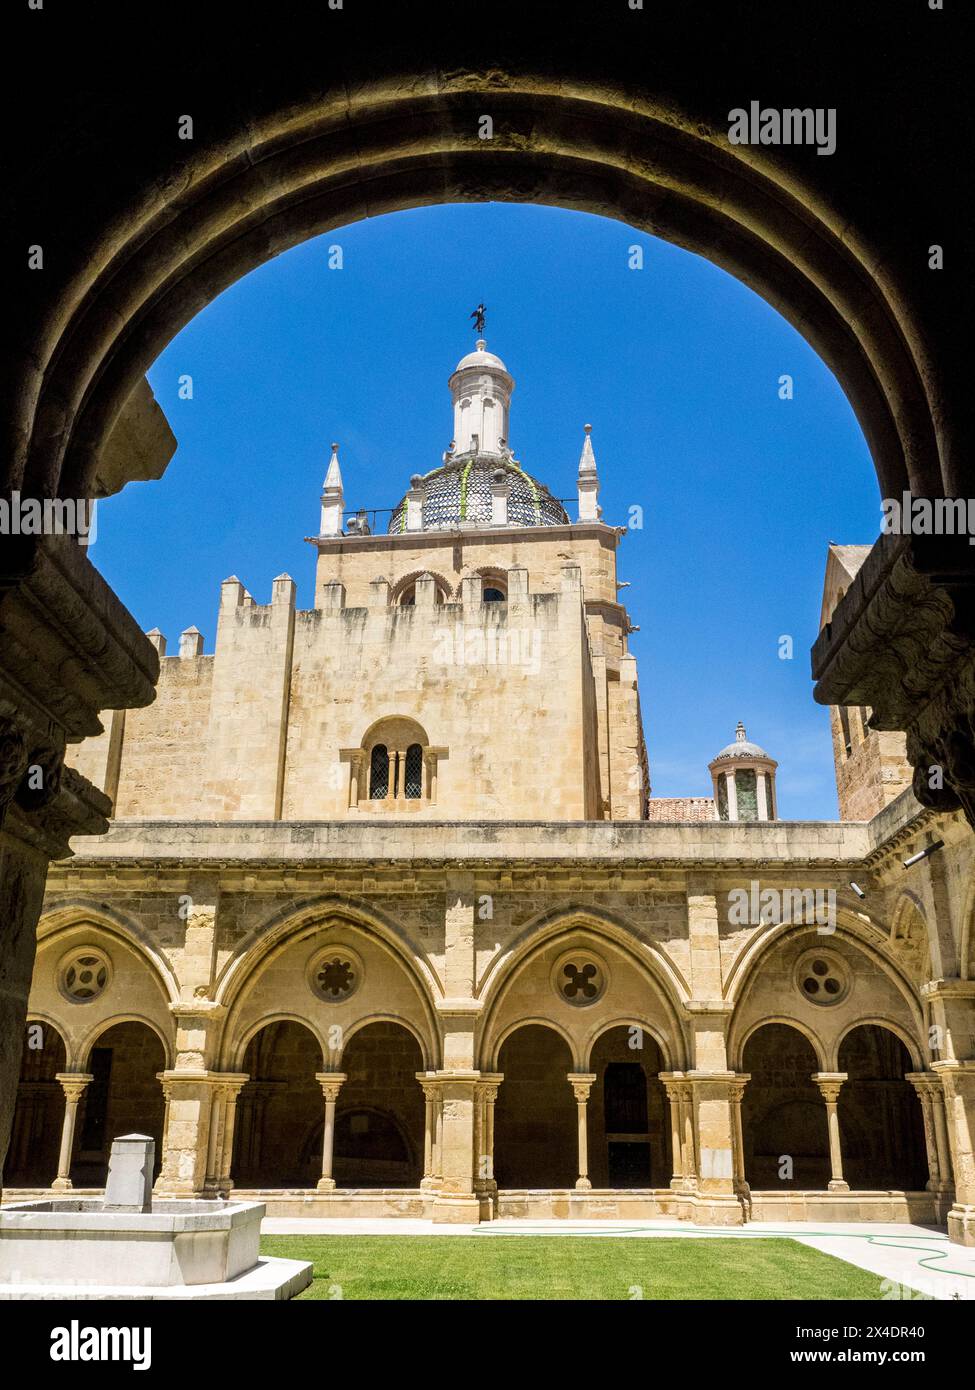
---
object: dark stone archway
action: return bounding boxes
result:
[1,0,970,1187]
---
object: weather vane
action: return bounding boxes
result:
[470,302,486,336]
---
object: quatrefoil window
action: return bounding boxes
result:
[552,950,607,1007]
[58,947,111,1004]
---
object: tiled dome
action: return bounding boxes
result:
[389,457,569,533]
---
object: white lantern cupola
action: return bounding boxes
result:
[447,339,514,457]
[708,721,778,822]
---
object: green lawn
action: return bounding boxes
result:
[261,1234,886,1300]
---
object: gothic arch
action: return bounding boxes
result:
[478,905,690,1011]
[38,901,180,1006]
[479,911,688,1072]
[217,898,440,1071]
[214,895,440,1012]
[340,1014,432,1070]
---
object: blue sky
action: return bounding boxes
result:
[94,203,880,819]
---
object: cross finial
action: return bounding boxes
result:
[470,302,486,336]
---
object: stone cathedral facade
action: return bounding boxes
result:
[7,340,975,1244]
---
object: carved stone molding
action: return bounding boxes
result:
[813,533,975,827]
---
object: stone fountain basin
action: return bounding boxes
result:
[0,1199,264,1287]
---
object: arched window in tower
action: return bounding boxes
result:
[735,768,758,821]
[404,744,423,799]
[369,744,389,799]
[483,587,506,603]
[839,705,853,758]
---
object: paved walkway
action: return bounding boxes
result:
[260,1216,975,1300]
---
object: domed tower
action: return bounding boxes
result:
[307,325,648,822]
[389,338,569,533]
[708,722,778,821]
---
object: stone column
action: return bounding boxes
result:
[660,1076,685,1189]
[315,1072,346,1192]
[729,1074,750,1196]
[51,1073,93,1191]
[424,750,438,805]
[932,1060,975,1245]
[679,1082,698,1189]
[568,1074,596,1191]
[430,1073,481,1222]
[217,1078,247,1193]
[417,1076,442,1190]
[813,1073,849,1192]
[907,1072,946,1192]
[685,1072,744,1224]
[479,1077,501,1194]
[348,750,365,808]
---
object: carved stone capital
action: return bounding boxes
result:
[812,532,975,827]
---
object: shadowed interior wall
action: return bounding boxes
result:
[838,1025,927,1191]
[742,1024,829,1190]
[494,1025,576,1188]
[233,1021,323,1187]
[72,1021,165,1185]
[4,1024,66,1187]
[333,1022,424,1188]
[587,1027,667,1189]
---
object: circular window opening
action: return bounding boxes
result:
[794,949,849,1007]
[551,949,608,1007]
[308,946,363,1003]
[59,948,111,1003]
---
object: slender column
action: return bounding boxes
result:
[348,751,364,808]
[568,1074,596,1191]
[418,1076,441,1190]
[218,1079,247,1192]
[315,1072,346,1191]
[434,1090,444,1179]
[729,1074,750,1195]
[679,1082,698,1188]
[51,1073,93,1191]
[205,1087,224,1188]
[907,1073,942,1191]
[481,1079,501,1191]
[661,1076,685,1189]
[424,751,438,805]
[813,1073,849,1192]
[931,1083,954,1189]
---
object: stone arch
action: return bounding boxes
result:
[21,80,947,509]
[582,1016,674,1073]
[339,1013,431,1070]
[494,1023,577,1190]
[388,571,453,606]
[736,1015,828,1074]
[37,903,180,1006]
[478,907,689,1072]
[586,1023,670,1189]
[724,902,892,1005]
[887,891,932,984]
[231,1012,328,1074]
[491,1015,578,1073]
[217,900,439,1072]
[837,1023,927,1190]
[72,1019,168,1186]
[741,1023,830,1191]
[232,1019,324,1187]
[834,1016,922,1073]
[5,1019,68,1188]
[329,1020,425,1188]
[727,918,925,1072]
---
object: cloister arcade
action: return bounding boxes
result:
[6,894,947,1222]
